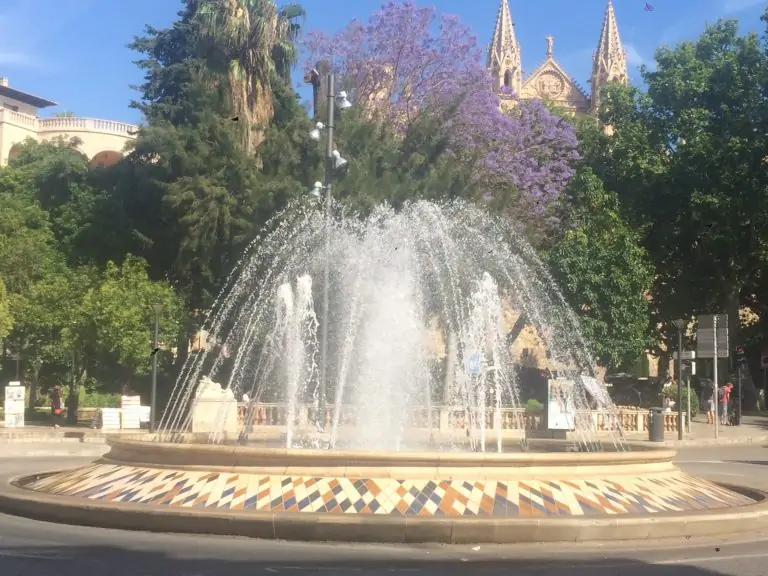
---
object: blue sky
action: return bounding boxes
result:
[0,0,765,124]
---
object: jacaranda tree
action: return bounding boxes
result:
[305,0,578,238]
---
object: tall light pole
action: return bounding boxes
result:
[672,319,686,440]
[150,303,163,434]
[318,73,336,432]
[306,69,351,432]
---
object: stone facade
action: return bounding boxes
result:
[488,0,628,114]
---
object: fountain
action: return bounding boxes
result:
[1,200,763,543]
[160,200,619,451]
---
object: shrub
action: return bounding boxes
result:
[525,398,544,414]
[662,383,699,418]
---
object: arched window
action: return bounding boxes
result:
[503,70,512,87]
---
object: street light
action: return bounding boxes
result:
[310,182,325,198]
[150,303,163,434]
[337,91,352,109]
[309,122,324,141]
[332,149,347,169]
[304,71,353,433]
[672,318,686,441]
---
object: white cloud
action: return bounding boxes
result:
[624,43,649,68]
[722,0,766,14]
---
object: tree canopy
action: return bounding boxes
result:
[5,0,768,410]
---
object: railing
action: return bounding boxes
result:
[0,108,138,137]
[38,117,138,136]
[234,404,687,434]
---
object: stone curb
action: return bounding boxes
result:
[635,435,768,448]
[1,430,766,448]
[2,471,768,544]
[0,443,109,458]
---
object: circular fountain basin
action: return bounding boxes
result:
[1,435,765,544]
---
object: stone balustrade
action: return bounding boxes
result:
[0,108,139,136]
[234,403,687,434]
[38,116,138,136]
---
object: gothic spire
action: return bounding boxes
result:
[487,0,522,96]
[591,0,628,109]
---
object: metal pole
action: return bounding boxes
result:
[736,359,742,426]
[686,376,691,433]
[713,315,719,439]
[150,311,159,433]
[318,73,335,432]
[677,328,683,440]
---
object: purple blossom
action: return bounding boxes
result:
[304,0,579,214]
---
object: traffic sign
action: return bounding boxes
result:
[467,354,482,375]
[696,314,729,359]
[672,351,696,360]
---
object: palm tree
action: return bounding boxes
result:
[191,0,305,154]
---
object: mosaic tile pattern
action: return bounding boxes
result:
[26,464,756,517]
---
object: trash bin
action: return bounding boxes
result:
[648,408,664,442]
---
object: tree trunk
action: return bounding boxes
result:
[248,78,273,156]
[27,359,41,410]
[505,314,528,347]
[724,279,741,353]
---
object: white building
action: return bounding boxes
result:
[0,77,138,167]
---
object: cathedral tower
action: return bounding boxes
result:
[590,0,628,111]
[487,0,522,96]
[485,0,627,116]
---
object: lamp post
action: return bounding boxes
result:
[306,70,351,432]
[672,319,686,440]
[67,322,78,426]
[150,303,163,434]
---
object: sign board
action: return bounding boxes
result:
[467,354,482,375]
[3,381,25,428]
[547,378,575,431]
[672,351,696,360]
[696,314,729,359]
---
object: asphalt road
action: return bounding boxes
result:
[2,447,768,575]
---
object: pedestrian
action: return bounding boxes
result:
[720,383,733,426]
[706,385,715,425]
[50,384,63,428]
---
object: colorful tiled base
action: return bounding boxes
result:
[26,464,755,517]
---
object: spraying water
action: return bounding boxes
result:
[159,200,625,452]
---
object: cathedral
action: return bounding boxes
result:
[487,0,629,114]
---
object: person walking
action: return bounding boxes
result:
[50,385,63,428]
[720,382,733,426]
[705,385,715,425]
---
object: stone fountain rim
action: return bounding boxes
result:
[106,435,676,468]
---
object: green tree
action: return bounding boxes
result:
[0,278,12,342]
[11,265,93,406]
[83,256,183,381]
[191,0,305,152]
[6,139,100,263]
[327,107,477,216]
[106,3,313,315]
[578,15,768,357]
[0,182,58,295]
[546,167,654,370]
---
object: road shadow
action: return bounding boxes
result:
[0,545,738,575]
[732,460,768,466]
